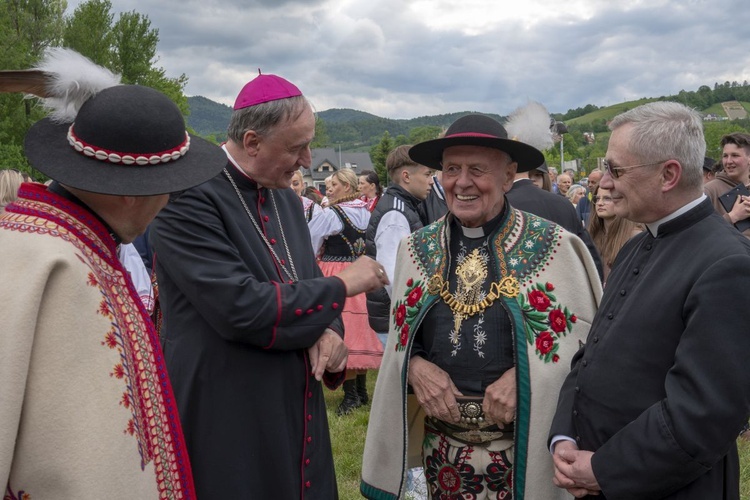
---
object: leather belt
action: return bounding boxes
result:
[428,417,514,445]
[427,397,515,445]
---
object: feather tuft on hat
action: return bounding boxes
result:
[33,48,121,123]
[505,101,555,152]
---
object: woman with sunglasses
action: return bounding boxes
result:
[588,185,643,283]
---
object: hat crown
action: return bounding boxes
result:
[233,74,302,110]
[73,85,186,155]
[445,114,509,139]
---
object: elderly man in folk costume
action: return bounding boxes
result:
[0,49,227,499]
[361,113,602,499]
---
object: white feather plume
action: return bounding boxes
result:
[504,101,554,152]
[33,47,121,123]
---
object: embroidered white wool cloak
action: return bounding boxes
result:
[0,183,193,500]
[361,208,602,500]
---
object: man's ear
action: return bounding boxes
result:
[243,130,260,156]
[661,160,682,192]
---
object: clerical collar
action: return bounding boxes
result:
[645,194,706,237]
[47,181,122,246]
[222,144,261,187]
[455,203,508,239]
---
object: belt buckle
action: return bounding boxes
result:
[457,397,486,426]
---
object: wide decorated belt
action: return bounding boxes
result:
[428,396,514,445]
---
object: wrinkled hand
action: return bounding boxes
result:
[552,441,601,497]
[308,329,348,381]
[483,367,516,425]
[335,256,389,296]
[729,194,750,224]
[408,356,463,423]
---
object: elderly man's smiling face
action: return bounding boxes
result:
[441,145,517,228]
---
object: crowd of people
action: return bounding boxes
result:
[2,48,750,500]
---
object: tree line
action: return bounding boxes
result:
[0,0,186,178]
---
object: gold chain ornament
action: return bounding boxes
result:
[427,247,519,345]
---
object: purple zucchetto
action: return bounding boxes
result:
[233,72,302,110]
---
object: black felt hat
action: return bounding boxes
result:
[702,156,716,172]
[24,85,226,196]
[408,114,545,173]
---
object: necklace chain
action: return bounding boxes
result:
[224,168,299,282]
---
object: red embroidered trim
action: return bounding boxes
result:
[67,125,190,165]
[1,190,195,500]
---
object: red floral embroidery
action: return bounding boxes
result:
[103,331,118,349]
[391,277,427,352]
[126,418,136,435]
[98,300,110,316]
[527,289,551,312]
[112,363,125,379]
[548,308,567,333]
[121,392,131,408]
[395,304,407,327]
[87,272,98,287]
[518,281,577,363]
[536,331,554,354]
[406,286,423,307]
[400,324,409,346]
[438,466,461,492]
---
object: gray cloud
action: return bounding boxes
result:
[69,0,750,118]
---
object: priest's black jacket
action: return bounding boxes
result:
[506,178,604,280]
[151,164,346,499]
[550,198,750,499]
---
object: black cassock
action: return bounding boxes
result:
[551,199,750,499]
[151,164,345,499]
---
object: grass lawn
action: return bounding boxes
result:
[326,370,750,499]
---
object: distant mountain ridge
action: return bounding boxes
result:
[187,81,750,151]
[186,96,503,149]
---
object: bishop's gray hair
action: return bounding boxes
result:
[227,95,310,143]
[609,102,705,190]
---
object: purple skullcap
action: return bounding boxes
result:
[233,73,303,110]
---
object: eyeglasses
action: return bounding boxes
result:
[602,159,667,179]
[593,196,613,204]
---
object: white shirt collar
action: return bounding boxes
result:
[645,194,706,236]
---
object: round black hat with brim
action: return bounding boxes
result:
[409,114,545,173]
[25,85,227,196]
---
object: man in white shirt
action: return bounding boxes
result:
[365,145,433,346]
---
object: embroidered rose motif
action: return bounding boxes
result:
[406,286,423,307]
[536,331,555,354]
[391,277,427,352]
[548,308,567,333]
[395,304,407,327]
[400,323,409,346]
[527,289,551,312]
[518,281,577,364]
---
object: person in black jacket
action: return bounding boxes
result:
[507,162,604,281]
[550,101,750,499]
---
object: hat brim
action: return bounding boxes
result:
[25,118,227,196]
[409,136,544,173]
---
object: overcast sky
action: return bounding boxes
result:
[69,0,750,119]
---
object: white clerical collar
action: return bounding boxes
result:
[645,194,706,236]
[460,225,485,238]
[222,144,260,185]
